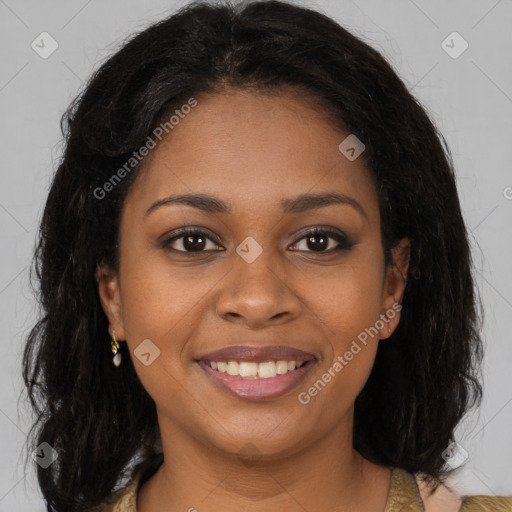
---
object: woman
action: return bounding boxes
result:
[22,1,512,511]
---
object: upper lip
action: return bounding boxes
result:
[197,345,317,363]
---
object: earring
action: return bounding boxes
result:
[111,329,122,367]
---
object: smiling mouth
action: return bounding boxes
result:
[196,358,316,400]
[195,344,317,400]
[204,359,308,379]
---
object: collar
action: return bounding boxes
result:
[104,466,426,511]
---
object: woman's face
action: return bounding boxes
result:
[98,87,409,461]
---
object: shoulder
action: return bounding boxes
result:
[459,495,512,511]
[97,465,512,512]
[92,457,164,512]
[414,471,512,512]
[91,473,140,512]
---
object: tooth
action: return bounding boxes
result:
[226,361,239,376]
[210,360,304,377]
[258,361,277,378]
[239,362,258,377]
[276,360,288,374]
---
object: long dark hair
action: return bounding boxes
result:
[22,1,484,510]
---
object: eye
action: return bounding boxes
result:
[160,227,354,255]
[289,228,354,253]
[160,229,223,253]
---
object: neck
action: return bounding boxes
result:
[137,415,391,512]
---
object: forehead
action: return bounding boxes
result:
[125,87,378,218]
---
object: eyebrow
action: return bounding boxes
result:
[144,192,368,220]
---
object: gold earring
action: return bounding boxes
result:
[111,329,122,367]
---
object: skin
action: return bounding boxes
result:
[97,87,410,512]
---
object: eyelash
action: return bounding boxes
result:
[160,227,355,255]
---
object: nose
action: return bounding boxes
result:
[215,252,302,329]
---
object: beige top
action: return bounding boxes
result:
[97,466,512,512]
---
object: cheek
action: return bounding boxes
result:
[309,251,384,393]
[117,246,197,358]
[118,245,225,376]
[118,265,173,344]
[117,252,206,411]
[314,252,384,341]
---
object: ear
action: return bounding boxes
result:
[379,238,410,340]
[95,263,126,341]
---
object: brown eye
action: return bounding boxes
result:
[290,228,354,253]
[306,232,329,251]
[160,229,222,253]
[181,234,207,251]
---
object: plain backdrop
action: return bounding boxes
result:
[0,0,511,509]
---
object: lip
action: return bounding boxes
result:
[197,344,316,363]
[195,344,317,401]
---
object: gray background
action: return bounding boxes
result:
[1,0,511,509]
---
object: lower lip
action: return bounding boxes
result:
[197,360,316,401]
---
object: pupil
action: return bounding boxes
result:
[184,235,205,251]
[308,233,328,251]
